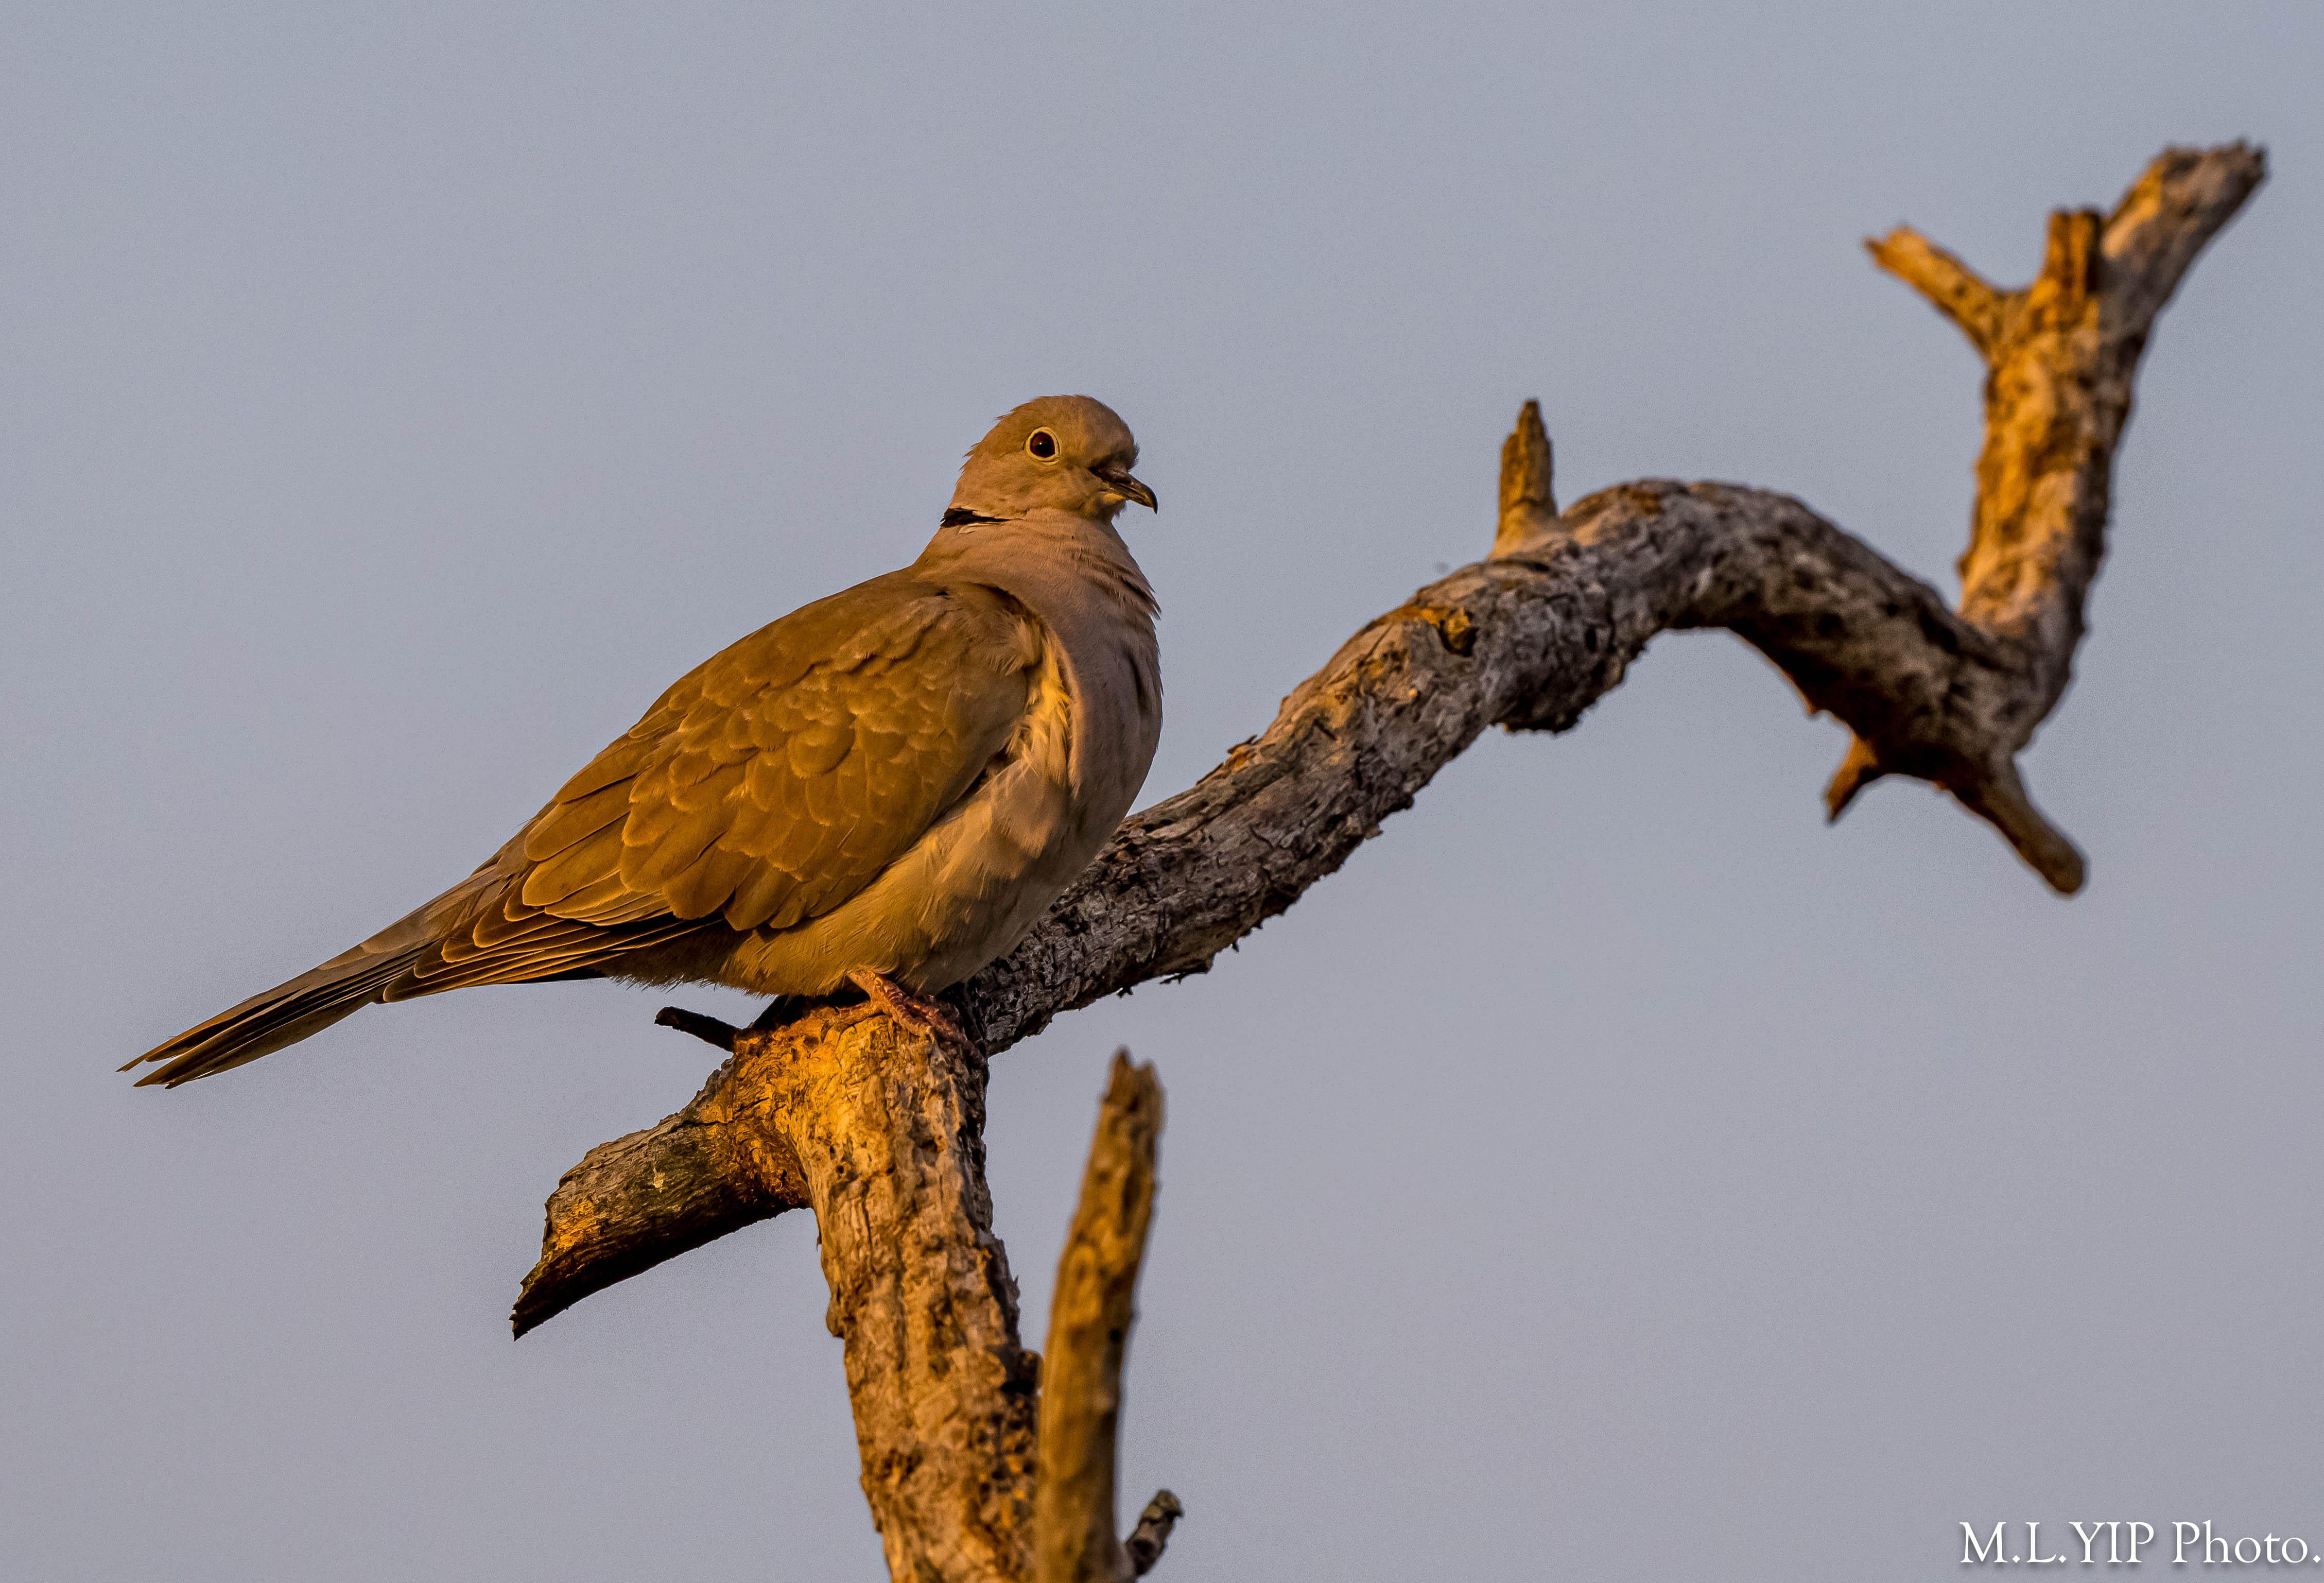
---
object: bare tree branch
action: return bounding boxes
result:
[649,1006,1042,1580]
[1123,1491,1184,1577]
[556,1007,1176,1580]
[1493,397,1557,554]
[1035,1053,1165,1583]
[513,142,2263,1337]
[1864,228,2007,358]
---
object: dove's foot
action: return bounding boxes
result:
[845,968,969,1047]
[655,1006,740,1051]
[747,994,812,1033]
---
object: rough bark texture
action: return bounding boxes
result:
[565,1008,1174,1582]
[1034,1053,1166,1583]
[511,1039,802,1335]
[678,1005,1039,1581]
[515,142,2262,1337]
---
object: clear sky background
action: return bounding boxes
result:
[6,5,2319,1578]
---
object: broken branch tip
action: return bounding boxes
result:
[1126,1489,1185,1576]
[1494,398,1558,555]
[1823,738,1886,823]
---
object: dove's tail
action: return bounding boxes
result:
[124,856,689,1086]
[125,972,395,1086]
[122,908,452,1088]
[122,867,515,1088]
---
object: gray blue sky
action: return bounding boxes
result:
[6,4,2319,1578]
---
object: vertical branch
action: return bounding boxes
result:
[1828,141,2263,884]
[1035,1053,1171,1583]
[1871,145,2263,717]
[660,1013,1182,1582]
[1491,398,1558,555]
[1957,205,2109,668]
[736,1007,1040,1582]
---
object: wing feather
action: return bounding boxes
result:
[520,821,628,908]
[522,778,633,863]
[722,862,794,932]
[661,845,758,921]
[621,788,740,890]
[551,729,665,804]
[483,572,1040,971]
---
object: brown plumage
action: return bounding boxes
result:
[128,396,1162,1087]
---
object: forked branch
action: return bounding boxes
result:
[647,1008,1174,1582]
[515,142,2263,1340]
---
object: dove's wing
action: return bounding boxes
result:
[127,572,1040,1081]
[398,570,1042,993]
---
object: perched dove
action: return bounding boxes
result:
[128,396,1161,1087]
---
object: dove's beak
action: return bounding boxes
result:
[1094,466,1158,513]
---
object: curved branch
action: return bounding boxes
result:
[514,141,2263,1335]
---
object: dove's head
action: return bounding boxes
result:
[947,395,1157,526]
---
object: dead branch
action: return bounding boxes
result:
[1123,1491,1184,1577]
[1035,1053,1166,1583]
[513,142,2262,1340]
[616,1006,1175,1581]
[685,1005,1040,1579]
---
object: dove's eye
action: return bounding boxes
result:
[1026,429,1059,460]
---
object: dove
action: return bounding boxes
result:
[127,396,1161,1087]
